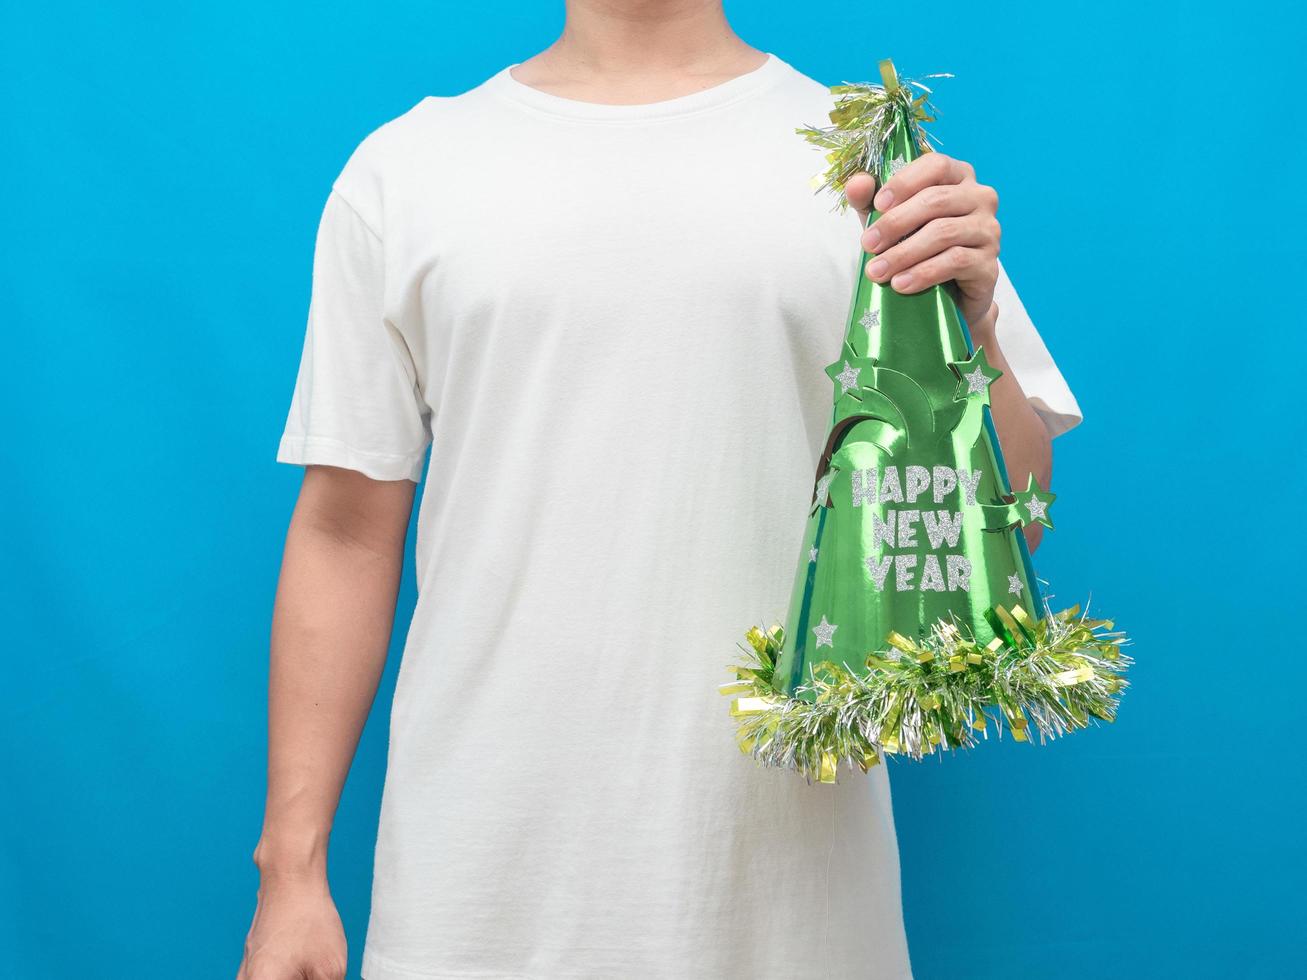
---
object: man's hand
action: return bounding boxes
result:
[843,153,1001,330]
[236,867,347,980]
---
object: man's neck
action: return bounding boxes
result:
[510,0,766,105]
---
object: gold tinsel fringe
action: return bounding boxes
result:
[720,603,1130,784]
[797,69,953,209]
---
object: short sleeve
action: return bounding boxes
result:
[276,189,432,482]
[991,257,1083,439]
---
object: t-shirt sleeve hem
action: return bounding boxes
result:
[276,433,426,483]
[1030,398,1083,440]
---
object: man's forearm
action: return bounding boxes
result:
[968,302,1053,552]
[254,469,413,876]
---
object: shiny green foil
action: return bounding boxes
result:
[773,103,1042,702]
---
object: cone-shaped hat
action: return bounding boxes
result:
[774,66,1043,699]
[722,61,1130,782]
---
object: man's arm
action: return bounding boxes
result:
[959,301,1053,552]
[238,465,414,980]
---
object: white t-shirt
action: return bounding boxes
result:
[277,52,1081,980]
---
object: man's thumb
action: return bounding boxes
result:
[843,171,878,223]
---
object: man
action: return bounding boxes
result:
[237,3,1080,978]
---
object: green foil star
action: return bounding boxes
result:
[825,357,864,395]
[1011,474,1056,530]
[947,345,1002,406]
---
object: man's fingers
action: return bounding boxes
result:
[863,215,996,288]
[872,152,973,213]
[844,172,877,223]
[879,245,991,296]
[861,184,978,255]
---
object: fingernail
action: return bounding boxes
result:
[863,226,881,250]
[891,272,913,290]
[868,259,889,279]
[874,188,894,210]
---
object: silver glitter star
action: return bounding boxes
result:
[809,546,819,563]
[812,615,838,648]
[886,155,908,178]
[963,366,993,395]
[1007,574,1023,596]
[859,308,880,331]
[814,471,835,507]
[835,360,861,393]
[1025,496,1049,522]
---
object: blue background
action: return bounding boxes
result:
[3,1,1300,977]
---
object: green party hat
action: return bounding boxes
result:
[721,60,1131,784]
